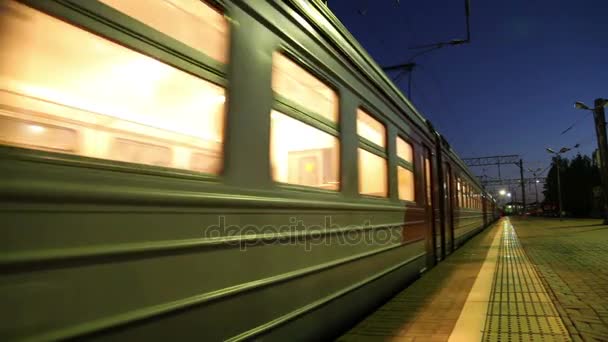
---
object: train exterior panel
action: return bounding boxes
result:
[0,0,499,340]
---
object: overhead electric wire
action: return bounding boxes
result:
[560,110,593,135]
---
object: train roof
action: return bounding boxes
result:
[287,0,486,192]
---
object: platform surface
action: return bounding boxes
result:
[338,217,608,342]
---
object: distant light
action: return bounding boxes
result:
[499,189,506,196]
[536,179,540,183]
[507,193,512,197]
[28,124,45,133]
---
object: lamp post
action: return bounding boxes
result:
[574,99,608,224]
[546,147,570,220]
[528,167,542,207]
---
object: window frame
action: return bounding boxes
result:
[356,105,388,199]
[395,134,415,203]
[270,48,341,193]
[3,0,231,181]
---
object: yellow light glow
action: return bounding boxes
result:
[0,0,225,174]
[28,124,45,134]
[270,111,338,190]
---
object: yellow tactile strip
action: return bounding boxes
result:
[481,219,571,342]
[337,222,502,342]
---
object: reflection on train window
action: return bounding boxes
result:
[396,137,413,163]
[270,111,339,190]
[0,0,225,173]
[190,151,221,174]
[357,109,385,148]
[100,0,229,63]
[358,148,387,197]
[112,138,172,167]
[272,53,338,123]
[0,116,77,152]
[398,166,414,201]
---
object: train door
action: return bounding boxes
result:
[444,163,455,253]
[423,146,437,267]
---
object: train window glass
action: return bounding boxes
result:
[398,166,414,201]
[100,0,229,63]
[112,138,172,167]
[456,179,462,207]
[0,1,225,173]
[272,53,338,123]
[270,111,339,190]
[356,109,385,148]
[0,116,77,152]
[424,156,432,205]
[358,148,387,197]
[396,137,413,163]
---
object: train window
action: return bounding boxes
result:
[424,156,432,205]
[0,116,78,152]
[395,136,414,201]
[358,148,387,197]
[0,0,225,174]
[456,179,460,207]
[357,109,385,148]
[270,111,339,190]
[100,0,229,63]
[398,166,414,201]
[112,138,172,167]
[272,53,338,123]
[396,137,413,163]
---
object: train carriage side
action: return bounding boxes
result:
[0,0,450,341]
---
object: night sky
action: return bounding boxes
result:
[329,0,608,187]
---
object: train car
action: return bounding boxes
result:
[0,0,498,340]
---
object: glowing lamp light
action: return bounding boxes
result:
[28,124,45,133]
[499,189,506,196]
[507,193,512,197]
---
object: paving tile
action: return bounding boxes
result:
[510,217,608,342]
[338,221,502,340]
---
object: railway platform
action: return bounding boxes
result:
[337,217,608,342]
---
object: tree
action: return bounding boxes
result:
[543,153,601,217]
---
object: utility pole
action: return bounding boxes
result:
[574,99,608,223]
[519,159,526,213]
[593,98,608,224]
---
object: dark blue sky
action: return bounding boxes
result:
[330,0,607,183]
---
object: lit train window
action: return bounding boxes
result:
[424,155,432,205]
[357,108,387,197]
[456,179,460,207]
[0,116,77,152]
[396,137,413,163]
[396,137,414,201]
[398,166,414,201]
[0,0,225,174]
[270,111,339,190]
[100,0,228,64]
[358,148,387,197]
[112,138,172,167]
[272,53,338,123]
[357,109,385,148]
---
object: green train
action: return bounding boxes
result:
[0,0,499,340]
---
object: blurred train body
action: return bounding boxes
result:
[0,0,499,340]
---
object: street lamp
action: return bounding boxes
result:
[546,147,571,220]
[499,189,506,196]
[574,98,608,224]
